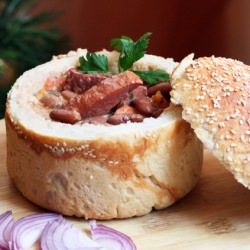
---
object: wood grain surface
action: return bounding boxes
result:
[1,119,250,249]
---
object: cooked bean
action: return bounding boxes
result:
[107,113,144,125]
[50,109,81,124]
[133,96,159,117]
[61,90,78,100]
[147,82,171,97]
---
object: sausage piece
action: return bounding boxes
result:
[63,71,143,119]
[132,85,148,99]
[118,85,147,106]
[63,68,111,93]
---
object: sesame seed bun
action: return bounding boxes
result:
[170,54,250,188]
[5,50,203,219]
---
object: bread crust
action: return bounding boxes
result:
[171,54,250,189]
[5,50,203,219]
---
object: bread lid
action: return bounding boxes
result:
[170,54,250,188]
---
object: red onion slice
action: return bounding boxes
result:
[40,216,104,250]
[0,210,137,250]
[90,220,137,250]
[0,211,14,250]
[8,212,60,250]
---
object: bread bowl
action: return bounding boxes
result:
[170,54,250,189]
[5,49,203,219]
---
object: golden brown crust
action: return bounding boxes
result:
[6,108,203,219]
[171,55,250,188]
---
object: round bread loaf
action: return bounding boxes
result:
[5,49,203,219]
[171,54,250,189]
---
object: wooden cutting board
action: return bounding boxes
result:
[1,118,250,250]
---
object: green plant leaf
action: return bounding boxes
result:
[111,32,152,72]
[78,52,112,74]
[133,70,170,85]
[110,35,133,52]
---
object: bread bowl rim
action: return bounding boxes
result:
[6,49,179,141]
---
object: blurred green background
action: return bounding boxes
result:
[0,0,68,118]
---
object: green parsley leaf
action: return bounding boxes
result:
[78,52,111,74]
[110,35,133,52]
[110,32,152,72]
[133,70,170,85]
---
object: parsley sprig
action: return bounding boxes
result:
[110,32,151,72]
[78,32,170,85]
[78,52,112,74]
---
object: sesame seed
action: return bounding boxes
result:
[201,86,207,91]
[196,95,205,101]
[231,113,238,119]
[223,92,231,97]
[230,129,236,134]
[219,135,224,140]
[202,105,209,110]
[219,122,225,128]
[207,112,215,117]
[213,103,221,109]
[68,148,75,153]
[211,71,218,77]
